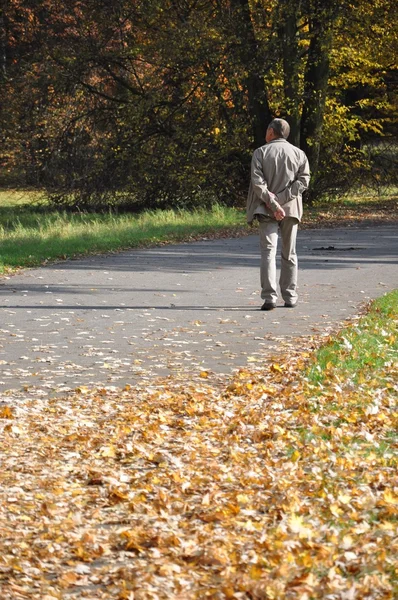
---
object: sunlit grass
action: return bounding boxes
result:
[306,290,398,389]
[1,188,397,273]
[0,192,246,273]
[0,189,48,206]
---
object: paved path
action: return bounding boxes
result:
[1,224,397,395]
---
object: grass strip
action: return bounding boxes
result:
[0,202,246,273]
[306,290,398,390]
[1,188,397,275]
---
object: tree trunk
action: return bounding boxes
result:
[230,0,272,148]
[300,2,338,179]
[0,0,7,79]
[278,1,301,147]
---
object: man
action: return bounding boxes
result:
[246,118,310,310]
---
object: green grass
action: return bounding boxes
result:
[306,290,398,389]
[1,187,397,274]
[0,191,246,273]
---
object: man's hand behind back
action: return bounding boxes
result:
[268,190,285,221]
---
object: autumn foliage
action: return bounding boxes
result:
[1,0,397,208]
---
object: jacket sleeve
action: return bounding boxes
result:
[293,155,310,195]
[250,150,281,213]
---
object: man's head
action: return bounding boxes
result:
[266,118,290,142]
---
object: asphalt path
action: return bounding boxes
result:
[0,223,397,396]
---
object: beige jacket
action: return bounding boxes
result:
[246,138,310,223]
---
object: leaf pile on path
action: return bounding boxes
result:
[0,343,397,599]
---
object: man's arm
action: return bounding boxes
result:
[293,156,310,194]
[250,150,284,218]
[277,156,310,205]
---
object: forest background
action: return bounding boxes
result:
[1,0,397,212]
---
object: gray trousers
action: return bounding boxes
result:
[258,216,299,304]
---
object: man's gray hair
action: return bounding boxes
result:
[268,118,290,139]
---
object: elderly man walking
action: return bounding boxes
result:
[247,118,310,310]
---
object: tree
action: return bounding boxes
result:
[276,0,302,147]
[1,0,396,206]
[300,0,340,179]
[313,0,398,196]
[228,0,273,148]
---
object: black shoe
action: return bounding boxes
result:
[261,302,277,311]
[284,301,297,308]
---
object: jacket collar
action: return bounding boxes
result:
[267,138,288,144]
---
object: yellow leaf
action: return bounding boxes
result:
[0,406,14,419]
[271,363,284,373]
[291,450,301,462]
[75,385,90,394]
[110,487,129,502]
[222,588,237,600]
[288,514,304,532]
[236,494,250,505]
[242,520,256,531]
[382,490,398,505]
[100,445,117,458]
[299,552,314,568]
[249,565,263,580]
[330,503,343,517]
[337,493,351,505]
[288,514,313,539]
[227,383,242,393]
[199,370,209,378]
[261,385,276,394]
